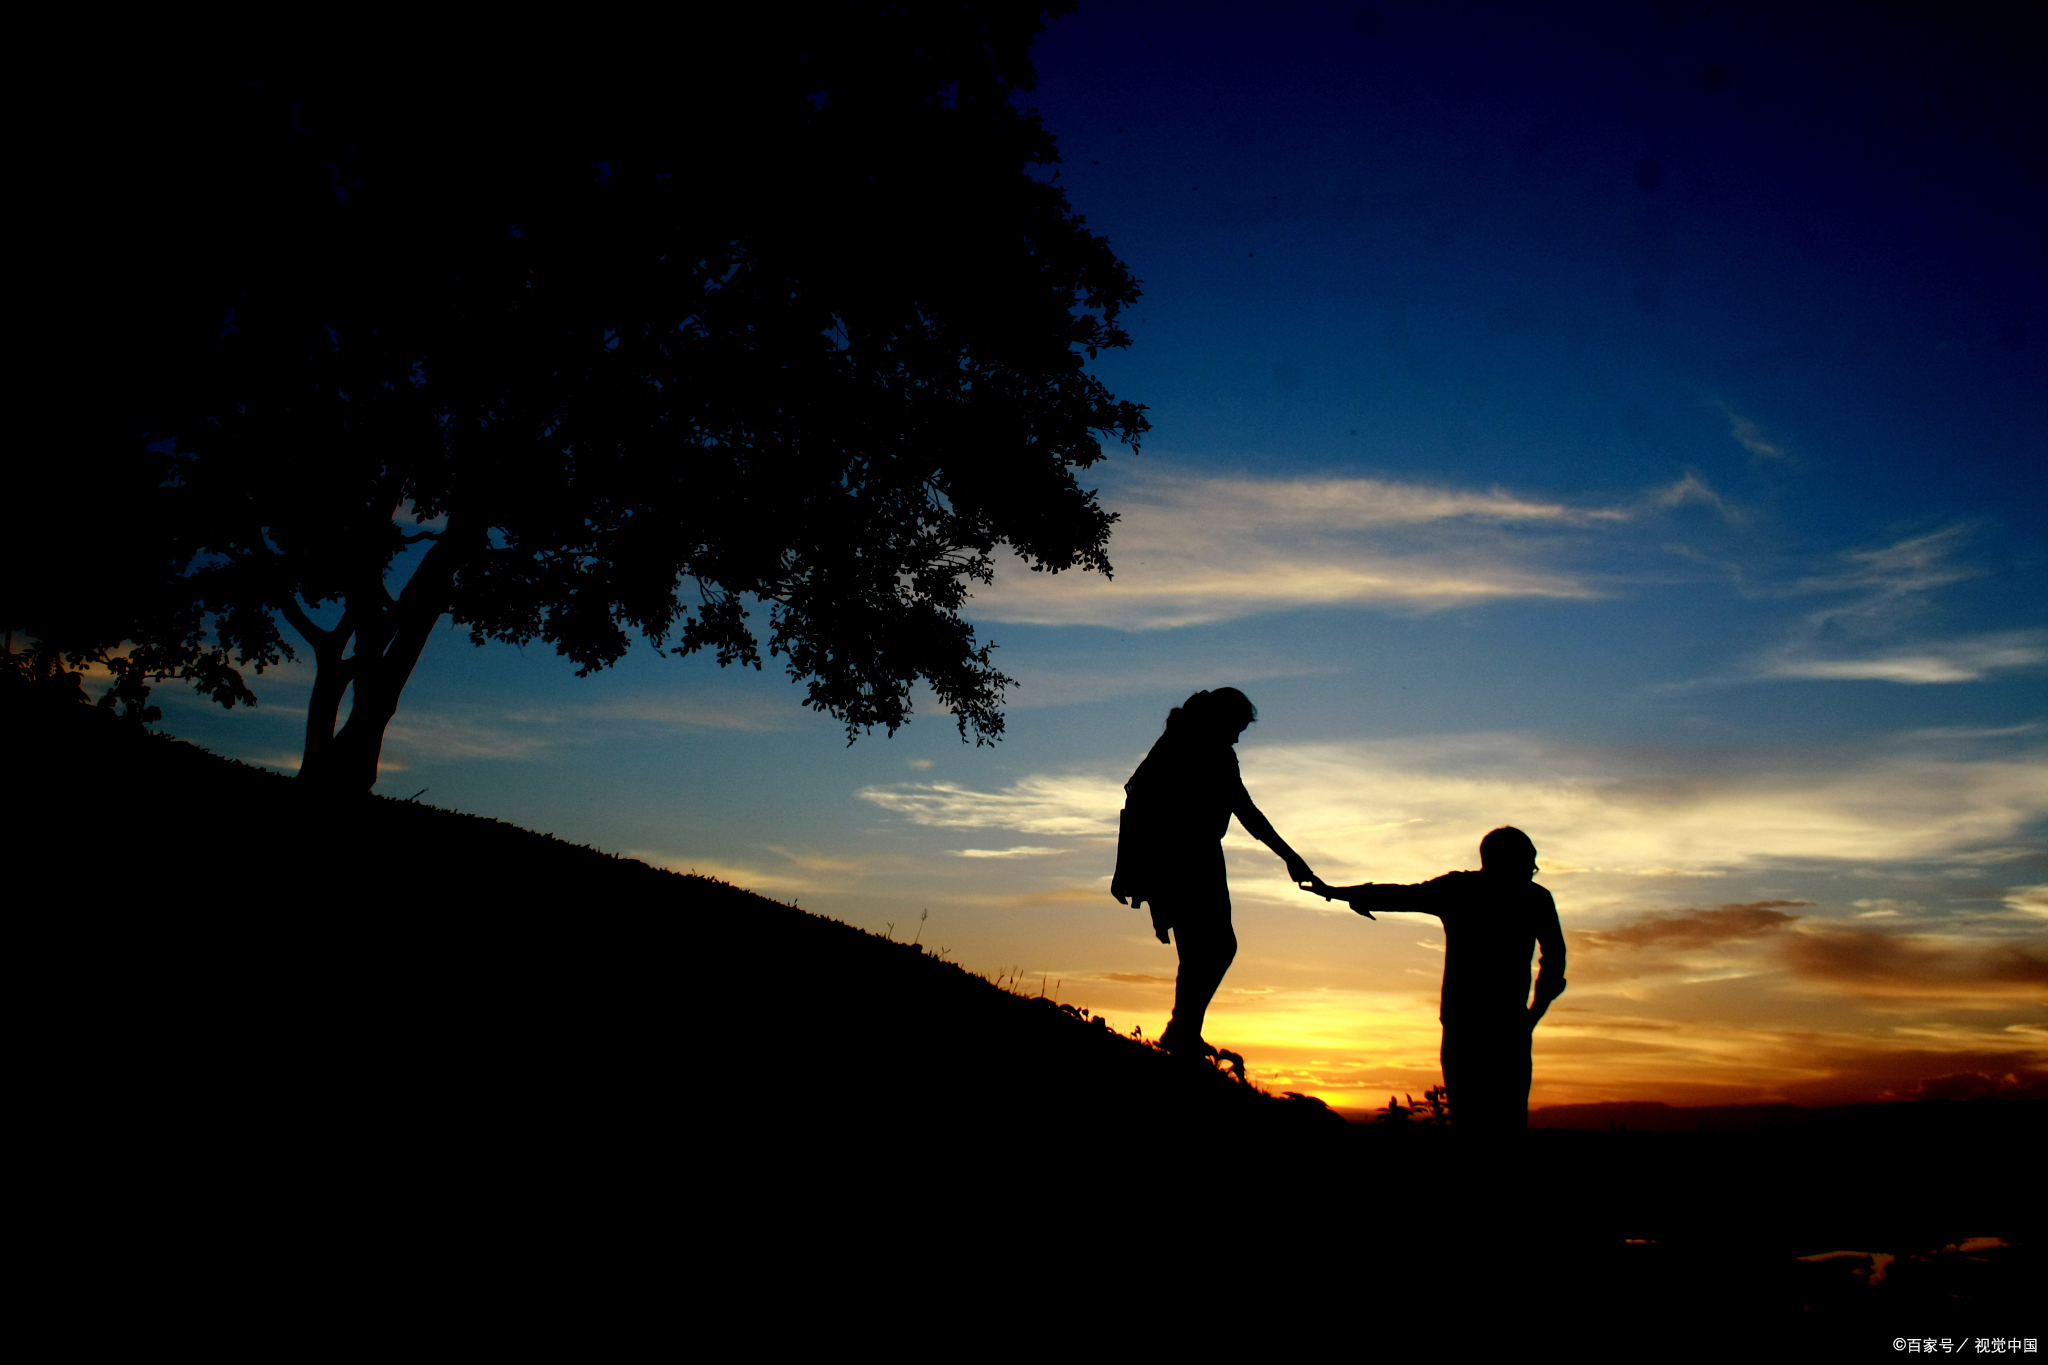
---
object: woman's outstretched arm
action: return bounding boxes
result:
[1231,788,1314,884]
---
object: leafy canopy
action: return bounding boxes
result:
[23,8,1144,754]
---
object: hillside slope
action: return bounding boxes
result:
[12,686,1339,1139]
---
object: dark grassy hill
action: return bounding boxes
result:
[11,683,1342,1145]
[11,682,2040,1339]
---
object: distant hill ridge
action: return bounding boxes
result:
[1527,1099,2048,1132]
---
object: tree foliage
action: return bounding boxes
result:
[18,7,1145,789]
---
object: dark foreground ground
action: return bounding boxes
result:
[13,685,2041,1346]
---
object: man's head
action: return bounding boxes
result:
[1479,826,1538,878]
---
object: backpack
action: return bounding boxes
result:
[1111,802,1172,943]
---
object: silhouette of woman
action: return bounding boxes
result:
[1113,688,1315,1056]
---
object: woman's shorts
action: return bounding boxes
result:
[1148,841,1232,935]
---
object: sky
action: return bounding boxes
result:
[143,1,2044,1114]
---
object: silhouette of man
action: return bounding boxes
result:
[1114,688,1314,1057]
[1308,827,1565,1131]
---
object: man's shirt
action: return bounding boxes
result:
[1348,872,1566,1026]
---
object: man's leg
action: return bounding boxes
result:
[1501,1035,1532,1128]
[1162,910,1236,1052]
[1443,1026,1532,1131]
[1439,1028,1533,1238]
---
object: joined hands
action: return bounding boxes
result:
[1279,850,1375,920]
[1296,872,1374,919]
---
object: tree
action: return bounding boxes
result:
[25,7,1145,791]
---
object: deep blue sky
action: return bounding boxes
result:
[1034,1,2041,504]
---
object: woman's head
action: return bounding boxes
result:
[1166,687,1258,740]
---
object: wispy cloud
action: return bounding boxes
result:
[1853,898,1912,918]
[243,752,410,776]
[625,843,886,896]
[1777,925,2048,998]
[857,774,1125,837]
[2005,885,2048,919]
[761,845,870,875]
[1791,526,1981,613]
[859,732,2048,913]
[1714,401,1790,461]
[1577,902,1808,951]
[628,851,820,895]
[999,650,1339,710]
[1903,723,2046,741]
[383,711,552,761]
[967,471,1721,630]
[1696,525,2045,687]
[377,689,798,767]
[1642,471,1740,520]
[1256,736,2048,900]
[1156,475,1627,528]
[1560,901,2048,1008]
[951,846,1066,859]
[508,692,795,732]
[1756,630,2047,684]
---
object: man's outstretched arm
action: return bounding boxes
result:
[1303,877,1447,921]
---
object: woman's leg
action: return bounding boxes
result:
[1163,912,1237,1051]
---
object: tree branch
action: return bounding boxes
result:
[280,595,337,652]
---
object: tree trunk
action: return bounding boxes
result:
[322,631,428,792]
[293,528,471,794]
[285,604,357,788]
